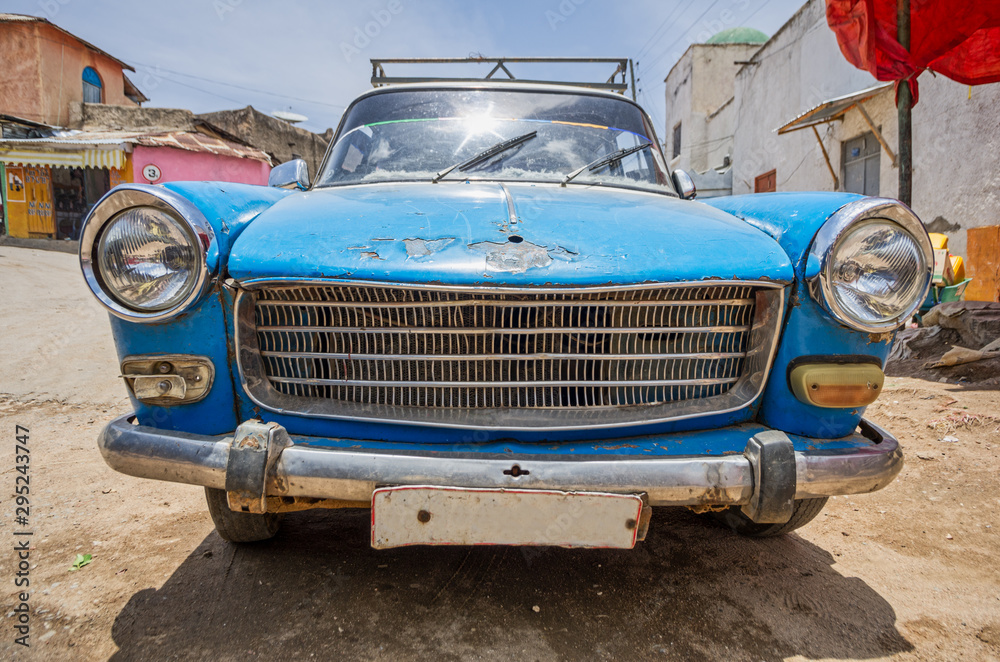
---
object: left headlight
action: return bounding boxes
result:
[80,185,217,322]
[807,198,932,333]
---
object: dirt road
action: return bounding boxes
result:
[1,245,998,661]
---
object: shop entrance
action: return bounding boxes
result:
[52,167,111,240]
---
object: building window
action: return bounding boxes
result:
[754,169,777,193]
[841,131,880,196]
[82,67,103,103]
[672,122,682,159]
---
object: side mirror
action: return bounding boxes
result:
[671,169,696,200]
[269,159,310,190]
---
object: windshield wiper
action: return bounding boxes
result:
[560,142,653,187]
[431,131,538,183]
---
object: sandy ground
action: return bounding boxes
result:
[1,245,998,661]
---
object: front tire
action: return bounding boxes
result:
[710,497,828,537]
[204,488,282,543]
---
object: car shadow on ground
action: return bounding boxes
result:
[110,507,912,660]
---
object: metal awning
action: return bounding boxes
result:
[0,146,126,169]
[776,83,893,134]
[775,83,896,189]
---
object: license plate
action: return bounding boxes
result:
[371,486,645,550]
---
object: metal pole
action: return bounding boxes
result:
[897,0,912,206]
[629,59,636,102]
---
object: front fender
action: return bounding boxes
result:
[704,192,864,275]
[705,193,893,439]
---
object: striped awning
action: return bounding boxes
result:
[0,147,126,170]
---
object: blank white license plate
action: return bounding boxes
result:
[371,486,645,550]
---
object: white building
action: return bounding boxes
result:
[664,28,767,197]
[664,0,1000,255]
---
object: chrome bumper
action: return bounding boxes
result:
[97,415,902,508]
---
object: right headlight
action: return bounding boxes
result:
[807,198,933,333]
[80,185,217,322]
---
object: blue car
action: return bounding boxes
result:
[81,83,932,548]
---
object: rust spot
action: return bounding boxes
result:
[867,331,893,344]
[687,503,730,514]
[596,443,639,450]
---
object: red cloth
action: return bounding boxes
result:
[826,0,1000,105]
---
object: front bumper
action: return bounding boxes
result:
[97,415,902,508]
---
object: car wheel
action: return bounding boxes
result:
[204,487,282,543]
[710,497,829,537]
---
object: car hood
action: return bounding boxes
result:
[226,182,793,286]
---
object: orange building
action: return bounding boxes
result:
[0,13,146,126]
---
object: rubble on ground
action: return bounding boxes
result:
[886,302,1000,384]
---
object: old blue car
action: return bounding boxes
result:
[81,82,932,548]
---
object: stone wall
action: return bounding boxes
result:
[196,106,331,179]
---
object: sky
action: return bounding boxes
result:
[6,0,806,136]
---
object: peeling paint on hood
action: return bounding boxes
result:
[404,237,456,257]
[468,239,579,273]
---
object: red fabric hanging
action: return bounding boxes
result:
[826,0,1000,106]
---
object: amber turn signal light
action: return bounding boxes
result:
[789,363,884,408]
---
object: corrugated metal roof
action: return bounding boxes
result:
[0,129,272,163]
[0,131,147,145]
[134,131,271,163]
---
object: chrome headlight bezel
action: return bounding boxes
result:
[79,184,217,322]
[806,198,933,333]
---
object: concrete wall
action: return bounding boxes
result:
[665,43,762,175]
[0,21,136,126]
[730,0,1000,255]
[131,145,269,187]
[907,76,1000,254]
[70,103,195,132]
[664,49,693,170]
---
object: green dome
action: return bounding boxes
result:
[705,27,768,44]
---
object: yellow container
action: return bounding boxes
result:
[949,255,965,282]
[929,233,949,250]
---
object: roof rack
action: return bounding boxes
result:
[370,57,635,100]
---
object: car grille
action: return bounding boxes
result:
[236,282,783,429]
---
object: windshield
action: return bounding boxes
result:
[316,88,675,195]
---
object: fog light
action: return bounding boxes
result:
[789,362,884,408]
[121,354,214,405]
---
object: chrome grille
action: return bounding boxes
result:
[237,282,783,429]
